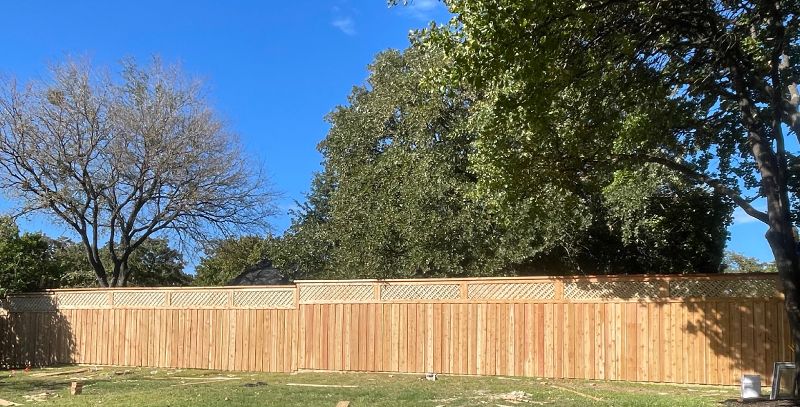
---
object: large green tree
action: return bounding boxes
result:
[194,236,273,285]
[724,251,778,273]
[283,45,730,279]
[51,237,191,287]
[317,47,523,278]
[269,174,336,279]
[0,217,60,296]
[0,216,189,293]
[414,0,800,390]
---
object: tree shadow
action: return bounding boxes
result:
[0,296,75,369]
[682,298,790,386]
[573,275,791,386]
[0,377,111,394]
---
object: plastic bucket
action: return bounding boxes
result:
[741,374,761,399]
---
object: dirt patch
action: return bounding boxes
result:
[723,399,800,406]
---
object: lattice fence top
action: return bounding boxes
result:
[234,289,294,308]
[468,282,555,300]
[669,279,779,298]
[299,284,373,303]
[564,281,663,300]
[380,284,460,301]
[113,291,167,308]
[7,295,58,312]
[5,288,296,311]
[56,292,110,308]
[170,291,230,308]
[2,275,783,312]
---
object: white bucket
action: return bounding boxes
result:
[741,374,762,399]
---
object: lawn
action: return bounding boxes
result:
[0,365,739,406]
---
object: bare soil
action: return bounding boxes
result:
[723,399,800,406]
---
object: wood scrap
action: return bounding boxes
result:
[30,367,88,377]
[147,375,239,380]
[171,377,240,387]
[0,398,20,406]
[286,383,358,388]
[70,381,83,395]
[23,392,57,402]
[550,384,603,402]
[151,375,239,381]
[335,401,350,407]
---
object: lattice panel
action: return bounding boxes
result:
[468,282,555,300]
[564,281,661,300]
[170,291,229,308]
[55,292,109,308]
[299,284,373,303]
[233,289,295,308]
[380,284,460,301]
[113,291,167,307]
[669,279,779,298]
[7,296,58,312]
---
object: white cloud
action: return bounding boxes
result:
[732,206,766,226]
[404,0,444,21]
[332,16,356,35]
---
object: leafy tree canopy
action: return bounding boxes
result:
[0,215,190,294]
[279,45,731,279]
[269,173,336,280]
[0,217,60,296]
[49,237,191,288]
[723,251,777,274]
[194,236,273,286]
[410,0,800,386]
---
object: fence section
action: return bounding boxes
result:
[0,274,792,386]
[0,287,297,372]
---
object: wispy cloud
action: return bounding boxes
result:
[732,206,766,226]
[332,16,355,35]
[403,0,444,21]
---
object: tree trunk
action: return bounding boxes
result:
[119,263,130,287]
[766,225,800,397]
[91,260,109,287]
[95,273,109,288]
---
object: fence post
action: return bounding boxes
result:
[373,282,381,302]
[658,279,670,298]
[554,279,564,300]
[292,282,300,372]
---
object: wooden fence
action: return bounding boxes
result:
[0,274,792,386]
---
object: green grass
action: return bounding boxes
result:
[0,365,739,406]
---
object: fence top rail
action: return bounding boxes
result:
[3,273,782,308]
[8,285,295,296]
[5,273,781,295]
[294,273,780,285]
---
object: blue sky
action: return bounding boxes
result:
[0,1,775,263]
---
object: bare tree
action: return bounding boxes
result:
[0,58,276,287]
